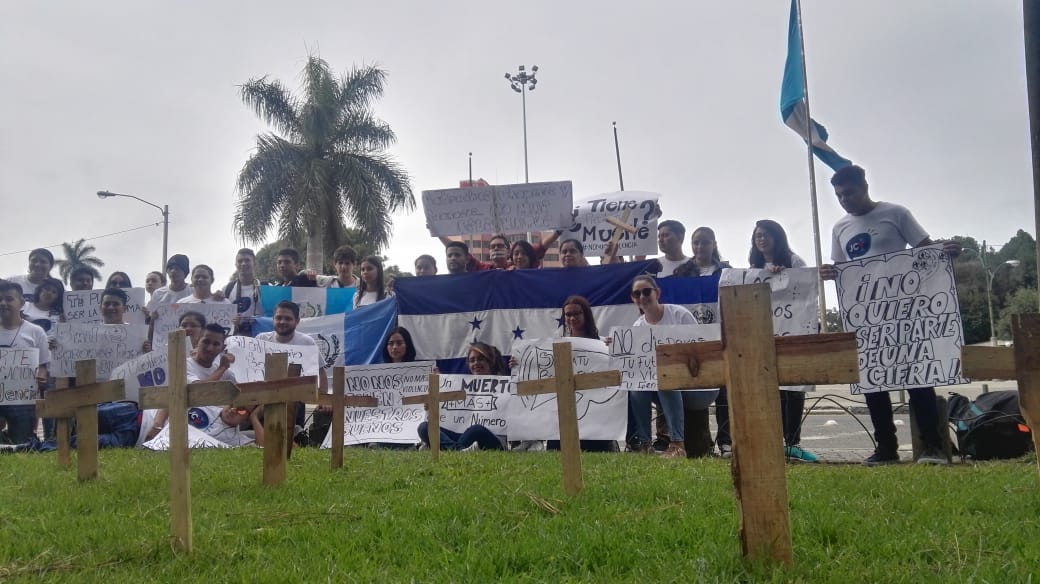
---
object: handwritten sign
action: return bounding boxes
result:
[320,361,434,447]
[109,348,174,405]
[63,288,147,325]
[719,268,819,336]
[422,181,574,236]
[51,323,147,379]
[609,324,720,390]
[565,191,661,256]
[438,374,511,435]
[505,337,626,441]
[0,348,39,405]
[225,336,320,382]
[153,303,236,349]
[835,244,967,394]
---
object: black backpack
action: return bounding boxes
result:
[947,391,1034,460]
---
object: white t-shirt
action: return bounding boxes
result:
[656,256,688,278]
[21,304,60,338]
[178,294,231,305]
[316,274,357,288]
[146,284,193,312]
[226,281,259,317]
[355,290,380,307]
[830,201,929,262]
[633,303,698,326]
[0,319,52,364]
[255,331,317,347]
[763,253,808,271]
[4,274,45,302]
[184,358,252,445]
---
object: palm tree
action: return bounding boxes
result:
[55,239,104,284]
[234,56,414,269]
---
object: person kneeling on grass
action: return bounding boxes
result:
[417,342,507,452]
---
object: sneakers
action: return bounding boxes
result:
[652,437,670,453]
[417,442,429,451]
[630,441,654,454]
[863,449,900,466]
[784,445,819,463]
[460,442,480,452]
[719,444,733,459]
[661,442,687,458]
[917,446,949,465]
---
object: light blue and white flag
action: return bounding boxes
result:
[259,285,355,317]
[780,0,851,171]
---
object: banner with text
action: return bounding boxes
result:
[320,361,434,447]
[564,191,662,256]
[153,303,236,349]
[437,374,512,436]
[835,244,967,394]
[608,324,720,391]
[225,336,321,382]
[64,288,148,325]
[422,181,574,236]
[52,323,147,379]
[0,348,39,405]
[109,348,174,405]
[505,337,626,440]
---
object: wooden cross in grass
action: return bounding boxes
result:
[961,313,1040,483]
[515,341,622,495]
[315,366,378,470]
[35,360,125,482]
[401,372,466,461]
[656,283,859,566]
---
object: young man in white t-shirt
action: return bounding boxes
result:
[0,280,51,443]
[224,248,262,337]
[184,323,263,446]
[820,165,961,466]
[147,254,193,313]
[655,220,689,278]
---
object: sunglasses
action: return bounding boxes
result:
[631,288,656,298]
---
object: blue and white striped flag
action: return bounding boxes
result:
[259,285,355,317]
[780,0,851,171]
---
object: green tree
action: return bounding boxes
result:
[55,239,104,284]
[234,56,413,270]
[250,226,380,284]
[995,287,1039,342]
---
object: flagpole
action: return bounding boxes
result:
[1025,0,1040,311]
[795,0,829,330]
[613,121,625,191]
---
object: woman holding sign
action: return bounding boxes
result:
[417,342,506,452]
[747,220,817,463]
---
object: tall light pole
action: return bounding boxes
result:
[504,65,538,184]
[977,239,1022,346]
[96,190,169,272]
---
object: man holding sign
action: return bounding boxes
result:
[820,165,960,466]
[0,281,50,443]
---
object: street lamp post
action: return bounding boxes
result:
[504,65,538,184]
[96,190,169,272]
[978,239,1022,346]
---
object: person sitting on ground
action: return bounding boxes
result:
[414,254,438,276]
[354,255,391,308]
[141,310,209,442]
[747,219,819,463]
[417,342,507,451]
[184,323,262,447]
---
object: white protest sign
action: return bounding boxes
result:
[505,337,627,441]
[0,348,39,405]
[63,288,147,325]
[51,323,147,379]
[608,324,720,391]
[109,347,176,405]
[320,361,434,447]
[719,268,819,336]
[835,244,967,394]
[225,336,320,383]
[153,303,236,349]
[437,374,511,436]
[422,181,574,236]
[564,191,661,256]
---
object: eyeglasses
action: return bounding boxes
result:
[631,288,656,298]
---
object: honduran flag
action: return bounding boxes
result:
[394,261,720,374]
[780,0,851,171]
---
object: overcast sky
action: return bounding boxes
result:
[1,2,1033,299]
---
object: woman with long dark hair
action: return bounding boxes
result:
[355,256,390,308]
[417,342,507,451]
[382,326,417,363]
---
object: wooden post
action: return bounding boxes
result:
[656,283,859,565]
[515,344,622,495]
[166,329,191,552]
[34,361,126,482]
[315,367,377,470]
[54,377,71,468]
[262,353,289,487]
[402,374,466,461]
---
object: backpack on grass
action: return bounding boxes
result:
[947,391,1033,460]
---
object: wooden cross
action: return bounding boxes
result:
[656,283,859,566]
[35,360,126,482]
[961,312,1040,482]
[401,373,466,461]
[515,341,622,495]
[602,210,638,263]
[315,366,378,470]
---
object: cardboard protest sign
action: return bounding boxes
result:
[505,337,626,440]
[64,288,148,325]
[225,336,321,383]
[153,303,236,349]
[835,244,967,394]
[422,181,574,236]
[320,361,434,447]
[437,374,511,435]
[259,286,355,317]
[0,348,39,406]
[109,348,174,405]
[608,324,720,391]
[51,323,147,379]
[564,191,661,256]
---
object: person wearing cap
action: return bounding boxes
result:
[146,254,193,314]
[5,248,55,302]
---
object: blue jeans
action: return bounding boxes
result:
[417,422,503,451]
[866,388,940,453]
[0,404,36,443]
[629,390,684,444]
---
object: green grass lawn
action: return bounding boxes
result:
[1,449,1038,583]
